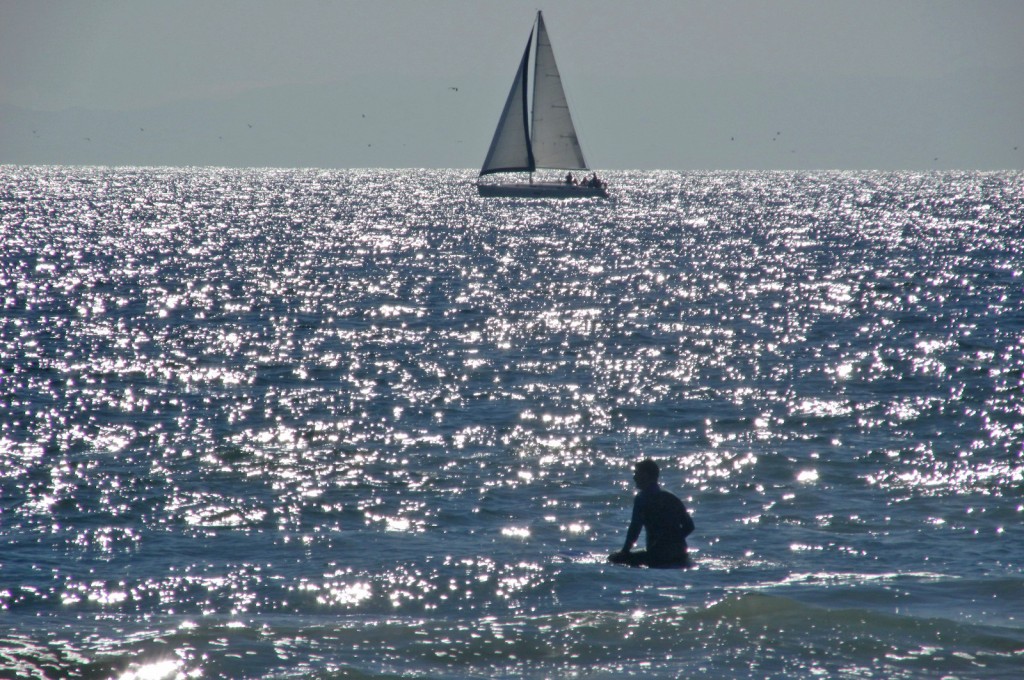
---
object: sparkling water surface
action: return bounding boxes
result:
[1,167,1023,678]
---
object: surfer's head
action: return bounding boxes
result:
[633,458,659,488]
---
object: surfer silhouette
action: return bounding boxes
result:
[609,459,694,568]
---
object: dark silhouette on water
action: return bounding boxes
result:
[609,459,694,568]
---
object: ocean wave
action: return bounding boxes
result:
[4,593,1021,679]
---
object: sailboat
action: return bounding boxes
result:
[477,11,608,198]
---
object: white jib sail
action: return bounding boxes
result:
[479,33,535,175]
[530,12,587,171]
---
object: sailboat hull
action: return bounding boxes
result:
[476,182,608,198]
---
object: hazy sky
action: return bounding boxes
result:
[2,0,1022,170]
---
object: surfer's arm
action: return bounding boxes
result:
[620,496,644,552]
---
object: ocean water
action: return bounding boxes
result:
[1,166,1022,679]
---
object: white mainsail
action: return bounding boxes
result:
[479,11,588,177]
[530,12,587,170]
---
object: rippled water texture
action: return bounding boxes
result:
[1,167,1023,678]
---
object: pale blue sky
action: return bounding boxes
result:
[2,0,1021,169]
